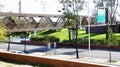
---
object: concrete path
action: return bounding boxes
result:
[0,43,120,67]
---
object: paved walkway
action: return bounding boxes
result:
[0,43,120,67]
[27,51,120,67]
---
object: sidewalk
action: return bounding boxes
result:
[27,51,120,67]
[0,43,120,67]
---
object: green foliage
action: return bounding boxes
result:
[90,39,105,45]
[37,64,51,67]
[30,29,120,46]
[59,0,84,28]
[0,26,6,41]
[78,38,88,44]
[78,38,105,45]
[10,32,29,37]
[30,36,60,43]
[104,29,119,46]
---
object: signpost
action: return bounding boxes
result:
[97,8,106,23]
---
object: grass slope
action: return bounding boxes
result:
[35,29,120,42]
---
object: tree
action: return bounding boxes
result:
[59,0,84,42]
[104,29,118,63]
[105,0,119,63]
[59,0,84,58]
[107,0,119,30]
[0,26,6,41]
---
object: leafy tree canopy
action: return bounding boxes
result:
[104,29,118,46]
[0,26,6,41]
[58,0,84,28]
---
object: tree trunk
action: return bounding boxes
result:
[7,35,10,51]
[109,46,112,63]
[105,8,109,39]
[68,28,71,41]
[74,28,79,58]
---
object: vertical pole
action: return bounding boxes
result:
[106,0,109,39]
[7,34,10,51]
[54,42,57,55]
[68,28,71,41]
[105,7,109,39]
[24,34,26,53]
[88,0,91,57]
[73,0,79,59]
[19,0,21,14]
[75,28,79,58]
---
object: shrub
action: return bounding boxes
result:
[90,39,105,45]
[78,38,88,44]
[30,36,60,43]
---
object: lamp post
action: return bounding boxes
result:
[87,0,91,58]
[18,0,21,14]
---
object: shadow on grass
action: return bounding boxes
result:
[40,30,57,36]
[82,33,101,39]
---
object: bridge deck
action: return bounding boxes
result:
[0,12,94,32]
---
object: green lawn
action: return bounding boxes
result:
[34,29,120,42]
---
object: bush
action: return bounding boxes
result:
[44,36,59,42]
[90,39,105,45]
[77,38,88,44]
[78,38,106,45]
[30,36,60,43]
[62,40,73,43]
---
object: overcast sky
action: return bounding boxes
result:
[0,0,62,14]
[0,0,97,15]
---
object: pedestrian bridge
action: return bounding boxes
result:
[0,12,94,32]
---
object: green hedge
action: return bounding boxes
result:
[30,36,60,42]
[78,38,120,46]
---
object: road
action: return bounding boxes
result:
[0,43,120,61]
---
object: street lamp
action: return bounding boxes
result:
[18,0,21,14]
[87,0,91,58]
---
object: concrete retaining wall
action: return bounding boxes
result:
[0,52,109,67]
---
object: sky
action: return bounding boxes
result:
[0,0,96,15]
[0,0,62,14]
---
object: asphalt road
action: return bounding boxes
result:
[0,43,120,61]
